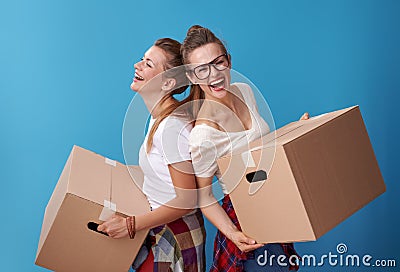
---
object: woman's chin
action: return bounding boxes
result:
[209,86,228,99]
[130,82,139,92]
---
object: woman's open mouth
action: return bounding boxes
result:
[134,73,144,82]
[209,78,225,92]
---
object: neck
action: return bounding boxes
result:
[143,93,174,118]
[204,87,238,112]
[154,96,175,118]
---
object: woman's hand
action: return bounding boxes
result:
[300,112,310,120]
[97,214,129,239]
[228,229,264,253]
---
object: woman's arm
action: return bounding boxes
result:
[135,161,197,230]
[196,175,263,253]
[98,161,197,238]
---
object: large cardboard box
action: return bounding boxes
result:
[36,145,150,272]
[217,105,385,243]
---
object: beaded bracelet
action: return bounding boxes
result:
[125,216,136,239]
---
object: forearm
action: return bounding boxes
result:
[135,205,193,231]
[195,176,238,239]
[199,194,237,240]
[197,184,262,253]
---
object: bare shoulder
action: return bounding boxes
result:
[195,103,221,130]
[195,117,220,130]
[231,82,253,99]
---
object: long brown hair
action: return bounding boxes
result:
[181,25,229,119]
[146,38,192,152]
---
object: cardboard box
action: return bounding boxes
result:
[36,146,151,272]
[217,105,385,243]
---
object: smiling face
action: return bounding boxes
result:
[187,43,231,100]
[130,45,167,92]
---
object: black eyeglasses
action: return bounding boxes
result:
[191,53,230,80]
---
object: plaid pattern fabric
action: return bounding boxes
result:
[141,209,206,272]
[210,195,299,272]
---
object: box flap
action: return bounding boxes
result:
[67,146,112,207]
[219,106,359,160]
[277,105,359,146]
[112,164,150,216]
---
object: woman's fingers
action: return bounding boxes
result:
[96,215,128,238]
[97,222,106,232]
[300,112,309,120]
[239,243,264,253]
[97,215,115,233]
[231,231,264,252]
[236,233,255,245]
[111,232,126,239]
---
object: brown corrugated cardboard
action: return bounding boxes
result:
[35,146,150,272]
[217,105,386,243]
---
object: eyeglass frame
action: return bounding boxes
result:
[189,53,231,80]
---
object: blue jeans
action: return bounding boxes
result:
[243,243,291,272]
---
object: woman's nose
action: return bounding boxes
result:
[209,65,221,78]
[134,61,142,70]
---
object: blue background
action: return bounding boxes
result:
[1,0,399,271]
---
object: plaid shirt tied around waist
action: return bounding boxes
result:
[210,194,300,272]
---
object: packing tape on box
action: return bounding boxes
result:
[99,200,116,221]
[248,145,264,153]
[105,157,117,167]
[241,151,256,168]
[101,158,116,221]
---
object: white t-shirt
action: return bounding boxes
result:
[189,82,270,194]
[139,116,192,210]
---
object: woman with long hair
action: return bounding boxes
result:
[182,25,308,272]
[98,38,206,272]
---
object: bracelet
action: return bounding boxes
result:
[126,216,136,239]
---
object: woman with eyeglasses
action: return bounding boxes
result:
[182,25,308,272]
[97,38,206,272]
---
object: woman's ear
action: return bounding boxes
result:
[161,78,177,92]
[228,54,232,69]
